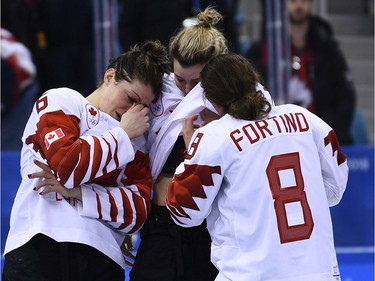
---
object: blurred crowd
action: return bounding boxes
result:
[1,0,367,150]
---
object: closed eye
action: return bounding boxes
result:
[175,74,185,83]
[125,91,140,105]
[127,95,137,104]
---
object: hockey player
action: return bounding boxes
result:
[129,7,227,281]
[2,41,170,281]
[166,53,348,281]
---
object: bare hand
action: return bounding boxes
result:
[120,104,150,139]
[121,235,136,267]
[183,115,200,148]
[29,159,82,200]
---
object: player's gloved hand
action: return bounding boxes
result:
[120,103,150,139]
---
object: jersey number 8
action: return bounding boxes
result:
[266,152,314,244]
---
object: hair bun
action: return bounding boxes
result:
[197,7,223,28]
[139,40,169,66]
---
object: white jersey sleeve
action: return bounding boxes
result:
[149,82,219,180]
[78,150,152,234]
[166,129,224,227]
[23,88,134,188]
[308,111,348,206]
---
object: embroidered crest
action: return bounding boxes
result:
[150,97,164,117]
[44,128,65,149]
[86,104,100,128]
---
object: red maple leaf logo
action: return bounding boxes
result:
[89,107,97,116]
[167,164,221,221]
[48,134,55,140]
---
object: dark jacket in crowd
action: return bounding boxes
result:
[246,15,356,145]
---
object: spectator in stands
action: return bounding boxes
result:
[246,0,356,145]
[1,27,39,151]
[1,0,43,70]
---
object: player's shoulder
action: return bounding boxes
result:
[37,87,87,115]
[193,115,244,156]
[272,103,316,118]
[273,104,331,133]
[42,87,85,101]
[274,103,309,112]
[198,114,235,138]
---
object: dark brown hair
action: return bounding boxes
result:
[105,40,170,98]
[200,53,271,120]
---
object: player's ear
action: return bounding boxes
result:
[103,68,116,85]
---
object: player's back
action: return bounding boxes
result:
[204,104,344,281]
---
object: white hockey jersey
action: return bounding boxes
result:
[166,103,348,281]
[147,73,219,181]
[4,88,152,268]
